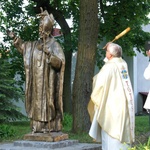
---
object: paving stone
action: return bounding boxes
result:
[0,140,102,150]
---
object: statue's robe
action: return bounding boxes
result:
[14,37,65,132]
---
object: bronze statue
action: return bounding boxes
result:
[8,8,65,133]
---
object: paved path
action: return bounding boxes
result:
[0,140,102,150]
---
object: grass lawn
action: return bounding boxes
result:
[135,114,150,136]
[0,114,150,144]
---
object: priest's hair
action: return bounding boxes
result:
[107,43,122,57]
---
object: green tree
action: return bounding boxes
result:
[0,57,25,122]
[98,0,150,59]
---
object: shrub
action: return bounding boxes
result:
[128,137,150,150]
[62,113,72,131]
[0,125,16,139]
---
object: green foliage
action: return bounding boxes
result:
[0,121,30,142]
[62,113,72,130]
[63,113,72,125]
[0,57,26,122]
[135,115,150,135]
[0,125,16,139]
[129,137,150,150]
[128,115,150,149]
[97,0,150,68]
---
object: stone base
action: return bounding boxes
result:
[24,131,69,142]
[0,140,102,150]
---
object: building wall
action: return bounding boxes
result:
[134,24,150,113]
[124,52,149,114]
[134,51,149,113]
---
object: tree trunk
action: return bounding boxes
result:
[72,0,99,133]
[63,50,72,113]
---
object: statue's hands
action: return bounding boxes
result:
[43,47,51,56]
[13,37,20,45]
[7,30,20,46]
[7,30,19,44]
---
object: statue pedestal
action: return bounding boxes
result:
[0,139,102,149]
[24,131,69,142]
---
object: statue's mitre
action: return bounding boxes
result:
[37,8,55,35]
[37,8,54,26]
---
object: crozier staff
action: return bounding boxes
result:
[103,27,131,49]
[88,42,135,150]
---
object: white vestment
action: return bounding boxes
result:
[88,57,135,150]
[143,63,150,110]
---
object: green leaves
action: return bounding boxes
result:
[96,0,150,68]
[99,0,150,55]
[0,125,16,139]
[0,58,26,123]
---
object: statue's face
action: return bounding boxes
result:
[39,16,53,39]
[39,20,46,39]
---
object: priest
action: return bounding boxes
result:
[88,42,135,150]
